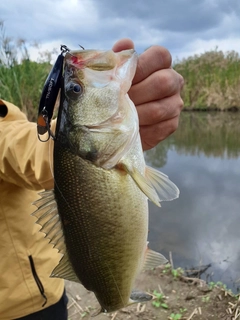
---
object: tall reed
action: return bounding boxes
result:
[0,21,51,121]
[174,49,240,110]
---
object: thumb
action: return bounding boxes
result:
[112,38,134,52]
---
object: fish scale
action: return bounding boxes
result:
[53,141,148,311]
[33,48,179,313]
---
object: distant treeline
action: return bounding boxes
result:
[1,21,240,121]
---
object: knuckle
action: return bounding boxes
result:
[164,117,180,138]
[155,70,176,95]
[161,48,172,67]
[179,74,185,88]
[136,63,145,82]
[179,97,184,110]
[149,45,172,68]
[170,117,179,133]
[153,103,168,121]
[171,96,184,116]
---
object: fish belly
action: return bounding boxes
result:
[54,143,148,312]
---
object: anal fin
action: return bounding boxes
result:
[143,247,168,270]
[51,252,80,283]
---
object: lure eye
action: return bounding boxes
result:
[65,81,83,100]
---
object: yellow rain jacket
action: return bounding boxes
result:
[0,99,64,319]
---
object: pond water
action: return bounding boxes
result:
[145,112,240,293]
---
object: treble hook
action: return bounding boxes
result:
[37,107,56,142]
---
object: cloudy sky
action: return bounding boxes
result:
[1,0,240,62]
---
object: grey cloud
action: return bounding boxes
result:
[0,0,240,61]
[95,0,239,33]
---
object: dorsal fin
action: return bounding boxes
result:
[32,190,65,253]
[32,190,80,283]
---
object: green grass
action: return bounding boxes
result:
[152,290,168,309]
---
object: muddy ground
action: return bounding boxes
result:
[66,265,240,320]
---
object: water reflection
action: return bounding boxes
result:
[146,112,240,292]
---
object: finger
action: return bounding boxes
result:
[140,116,180,151]
[129,69,182,106]
[112,38,134,52]
[136,94,184,126]
[132,45,172,85]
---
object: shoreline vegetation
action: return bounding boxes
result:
[0,21,240,121]
[173,49,240,112]
[1,21,240,120]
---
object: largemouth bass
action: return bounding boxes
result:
[33,48,179,313]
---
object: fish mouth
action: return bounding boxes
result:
[65,49,136,72]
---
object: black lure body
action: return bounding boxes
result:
[37,45,70,141]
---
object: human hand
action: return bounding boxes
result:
[112,39,184,151]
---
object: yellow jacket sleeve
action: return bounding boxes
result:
[0,99,56,190]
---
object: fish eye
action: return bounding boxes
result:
[65,81,83,100]
[73,84,81,93]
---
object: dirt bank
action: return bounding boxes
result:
[66,265,240,320]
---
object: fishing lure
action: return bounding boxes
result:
[37,45,70,141]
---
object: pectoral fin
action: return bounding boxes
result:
[120,163,179,206]
[145,165,179,202]
[119,163,160,206]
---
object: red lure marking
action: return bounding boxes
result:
[71,56,78,64]
[70,52,102,69]
[70,56,86,68]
